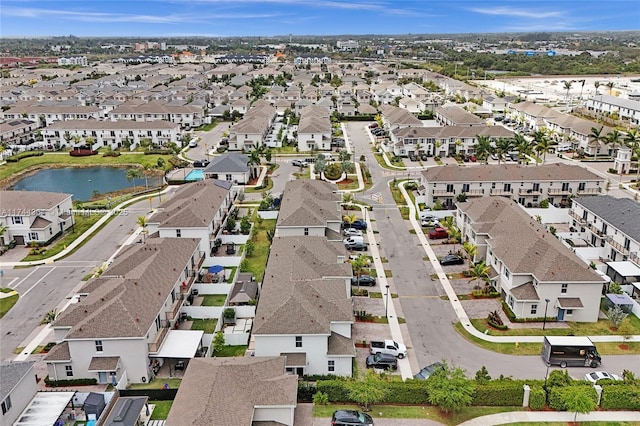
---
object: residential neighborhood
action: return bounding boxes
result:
[1,27,640,426]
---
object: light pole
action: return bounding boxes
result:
[542,298,550,330]
[543,361,551,403]
[385,284,390,318]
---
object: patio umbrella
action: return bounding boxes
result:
[208,265,224,274]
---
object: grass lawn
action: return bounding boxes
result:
[190,319,218,334]
[0,152,172,182]
[244,177,274,193]
[508,423,638,426]
[471,316,640,337]
[336,176,361,190]
[242,218,275,281]
[200,294,227,307]
[0,292,19,319]
[373,153,405,170]
[213,345,247,357]
[149,400,173,420]
[225,266,236,283]
[195,122,219,131]
[313,404,524,426]
[128,377,182,390]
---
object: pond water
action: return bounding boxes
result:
[9,167,163,201]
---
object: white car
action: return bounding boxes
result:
[343,228,363,237]
[343,236,365,245]
[421,219,440,228]
[584,371,621,383]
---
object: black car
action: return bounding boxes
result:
[408,153,418,161]
[414,362,444,380]
[331,410,374,426]
[346,242,367,251]
[420,154,429,161]
[366,353,398,370]
[351,275,376,286]
[343,219,367,230]
[193,160,210,168]
[439,254,464,265]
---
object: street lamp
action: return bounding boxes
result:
[385,284,390,318]
[542,298,550,330]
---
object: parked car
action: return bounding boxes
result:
[193,159,210,168]
[343,228,363,237]
[188,138,198,148]
[331,410,374,426]
[351,275,376,286]
[421,218,440,228]
[414,362,444,380]
[366,353,398,370]
[439,254,464,265]
[585,371,621,383]
[343,236,365,245]
[369,339,407,358]
[420,154,429,161]
[346,241,368,251]
[428,227,449,240]
[369,123,379,129]
[419,212,435,221]
[343,219,367,230]
[291,159,308,167]
[408,153,418,161]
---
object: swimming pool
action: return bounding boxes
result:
[185,169,204,181]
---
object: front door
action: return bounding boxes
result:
[14,235,25,245]
[98,372,107,383]
[557,309,565,321]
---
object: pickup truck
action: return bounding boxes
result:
[369,340,407,358]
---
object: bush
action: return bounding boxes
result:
[548,385,597,411]
[103,151,121,157]
[529,387,546,410]
[44,376,97,387]
[600,384,640,409]
[316,379,431,404]
[324,163,343,180]
[316,380,351,402]
[69,149,98,157]
[144,149,172,155]
[5,151,44,162]
[472,381,524,406]
[297,381,317,402]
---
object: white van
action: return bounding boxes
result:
[319,153,335,161]
[343,235,365,245]
[188,138,199,148]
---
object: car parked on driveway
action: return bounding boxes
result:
[346,241,367,251]
[439,254,464,265]
[291,159,308,167]
[366,353,398,370]
[343,228,363,237]
[421,218,440,228]
[331,410,374,426]
[351,275,376,286]
[343,219,367,230]
[428,227,449,239]
[414,362,444,380]
[343,236,365,245]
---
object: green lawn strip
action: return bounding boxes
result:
[128,377,182,390]
[149,400,173,420]
[312,404,524,426]
[213,345,247,357]
[21,214,103,261]
[0,153,172,182]
[373,153,404,170]
[270,146,298,154]
[244,177,274,193]
[190,319,218,334]
[368,292,398,299]
[0,294,19,318]
[225,266,237,283]
[470,316,640,337]
[243,218,275,281]
[200,294,227,307]
[195,122,219,131]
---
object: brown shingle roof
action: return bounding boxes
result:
[88,356,120,371]
[30,216,52,229]
[510,281,539,301]
[44,341,71,362]
[422,163,602,183]
[280,352,306,367]
[557,297,584,309]
[165,357,297,426]
[277,180,342,228]
[0,190,71,213]
[327,332,355,356]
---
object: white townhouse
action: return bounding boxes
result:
[585,94,640,126]
[435,105,486,127]
[228,101,277,151]
[108,101,205,129]
[252,236,354,377]
[147,179,236,260]
[0,362,37,426]
[0,190,74,246]
[419,163,604,209]
[457,197,606,322]
[202,153,257,185]
[297,105,332,152]
[0,104,104,126]
[570,195,640,268]
[379,104,422,132]
[41,119,180,150]
[0,119,39,149]
[45,238,205,386]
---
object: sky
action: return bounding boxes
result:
[1,0,638,38]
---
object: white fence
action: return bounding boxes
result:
[184,306,223,319]
[223,332,250,345]
[204,256,242,267]
[220,234,251,245]
[258,211,279,220]
[192,283,232,295]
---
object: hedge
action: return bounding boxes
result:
[472,382,524,406]
[600,384,640,410]
[501,301,556,323]
[315,379,431,405]
[44,376,97,387]
[298,381,317,402]
[337,114,376,121]
[529,387,546,410]
[5,151,45,162]
[548,385,597,411]
[316,380,350,402]
[145,149,172,155]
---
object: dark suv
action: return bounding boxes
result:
[331,410,374,426]
[366,353,398,370]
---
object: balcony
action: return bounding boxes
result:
[569,211,587,225]
[148,326,169,353]
[608,239,630,255]
[166,297,184,321]
[577,187,602,195]
[518,188,543,196]
[587,223,606,238]
[465,189,485,197]
[548,188,572,195]
[490,189,513,196]
[630,252,639,265]
[433,189,455,196]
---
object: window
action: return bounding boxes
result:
[12,216,23,224]
[561,283,568,294]
[225,174,232,181]
[176,229,181,237]
[531,304,538,315]
[29,232,38,240]
[504,268,510,279]
[566,309,573,315]
[95,340,103,352]
[1,396,11,415]
[304,227,309,236]
[295,336,302,348]
[328,360,335,372]
[65,365,73,377]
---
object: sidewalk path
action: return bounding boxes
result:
[458,409,640,425]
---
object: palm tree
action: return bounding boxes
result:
[126,167,143,190]
[0,223,7,246]
[40,309,58,325]
[351,254,371,289]
[63,131,73,148]
[468,262,491,290]
[462,241,477,268]
[474,135,493,164]
[514,134,533,164]
[578,79,586,101]
[606,82,615,95]
[563,80,573,101]
[448,226,462,251]
[606,129,621,157]
[589,126,606,161]
[532,131,552,164]
[594,81,600,96]
[137,215,149,241]
[495,138,513,164]
[343,214,357,226]
[624,129,640,183]
[247,149,261,179]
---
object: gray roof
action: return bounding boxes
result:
[229,280,259,305]
[573,195,640,243]
[203,153,249,173]
[0,361,35,401]
[589,94,640,111]
[151,179,232,228]
[44,342,71,362]
[422,163,602,183]
[557,297,584,309]
[327,332,355,356]
[435,105,485,125]
[277,179,342,228]
[102,397,148,426]
[0,190,72,213]
[88,356,121,371]
[380,104,422,126]
[459,197,604,284]
[165,357,297,426]
[51,238,200,339]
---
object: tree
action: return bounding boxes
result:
[345,369,388,412]
[547,369,572,388]
[562,80,573,101]
[532,130,552,164]
[245,240,255,257]
[351,254,371,289]
[562,386,597,423]
[343,214,357,226]
[462,241,477,268]
[594,81,600,96]
[608,282,623,294]
[495,138,513,164]
[448,226,461,250]
[40,308,58,325]
[468,261,490,290]
[212,331,225,355]
[0,223,7,245]
[624,128,640,184]
[338,149,351,162]
[474,135,493,164]
[607,304,628,329]
[606,129,621,157]
[136,215,148,241]
[425,362,475,413]
[606,81,615,95]
[589,126,606,161]
[314,154,327,175]
[126,167,142,189]
[264,149,272,163]
[514,133,533,164]
[474,366,491,384]
[342,193,354,204]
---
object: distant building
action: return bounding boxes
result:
[57,56,88,66]
[294,55,331,65]
[337,40,359,51]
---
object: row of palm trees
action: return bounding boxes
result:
[589,126,640,161]
[474,132,554,165]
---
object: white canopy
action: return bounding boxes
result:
[607,261,640,277]
[151,330,204,359]
[14,392,75,426]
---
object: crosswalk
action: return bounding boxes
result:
[148,420,165,426]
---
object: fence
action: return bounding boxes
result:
[258,211,279,220]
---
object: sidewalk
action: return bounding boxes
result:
[458,409,640,425]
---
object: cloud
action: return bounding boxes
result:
[469,6,565,19]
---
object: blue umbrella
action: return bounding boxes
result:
[208,265,224,274]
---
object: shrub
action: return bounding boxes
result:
[5,151,44,162]
[44,376,97,387]
[548,385,596,411]
[103,151,121,157]
[529,387,546,410]
[324,163,343,180]
[316,380,350,402]
[144,149,172,155]
[600,384,640,410]
[313,391,329,405]
[383,380,430,404]
[69,149,98,157]
[472,381,524,406]
[297,381,317,402]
